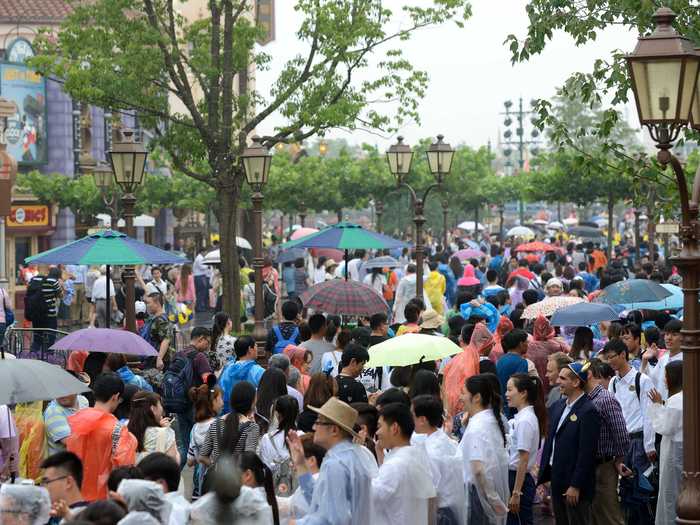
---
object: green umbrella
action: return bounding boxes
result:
[280,222,407,280]
[365,333,461,368]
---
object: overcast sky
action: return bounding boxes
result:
[255,0,641,150]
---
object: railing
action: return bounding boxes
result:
[2,327,71,367]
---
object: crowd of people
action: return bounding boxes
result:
[0,231,687,525]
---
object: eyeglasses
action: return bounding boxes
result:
[40,475,69,486]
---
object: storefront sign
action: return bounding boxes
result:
[0,63,47,165]
[7,205,49,227]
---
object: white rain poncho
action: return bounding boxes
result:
[118,511,161,525]
[0,484,51,525]
[651,392,683,525]
[117,479,171,524]
[460,410,510,525]
[189,486,273,525]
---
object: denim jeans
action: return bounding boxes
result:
[173,408,194,470]
[31,316,57,355]
[194,275,209,312]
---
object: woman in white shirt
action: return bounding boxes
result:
[258,395,300,497]
[649,360,683,525]
[460,374,510,525]
[363,267,387,295]
[188,379,224,500]
[320,329,350,377]
[505,373,546,525]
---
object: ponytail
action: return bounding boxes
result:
[239,452,280,525]
[466,373,507,447]
[510,373,548,438]
[261,463,280,525]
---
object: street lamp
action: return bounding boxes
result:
[386,135,453,298]
[299,200,307,227]
[242,136,272,352]
[108,129,148,333]
[626,7,700,522]
[441,199,449,251]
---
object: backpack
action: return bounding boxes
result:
[613,372,641,401]
[24,277,48,323]
[263,283,277,319]
[269,434,297,497]
[161,350,196,413]
[272,325,299,354]
[139,314,169,350]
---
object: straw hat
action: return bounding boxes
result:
[324,259,338,269]
[420,310,444,330]
[308,397,360,438]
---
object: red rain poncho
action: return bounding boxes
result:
[284,345,311,393]
[527,315,569,392]
[489,316,513,363]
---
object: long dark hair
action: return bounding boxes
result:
[128,391,162,452]
[408,369,440,399]
[509,373,548,438]
[189,375,222,422]
[272,395,298,450]
[449,256,463,283]
[255,369,288,429]
[570,326,594,360]
[239,452,280,525]
[211,312,231,352]
[466,373,507,447]
[222,381,257,455]
[370,267,382,284]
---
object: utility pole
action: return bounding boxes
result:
[500,98,540,224]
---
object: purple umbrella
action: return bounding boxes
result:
[454,248,483,261]
[50,328,158,356]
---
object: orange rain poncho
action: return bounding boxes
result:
[527,315,569,392]
[15,402,46,481]
[284,345,311,393]
[443,323,494,416]
[67,408,137,501]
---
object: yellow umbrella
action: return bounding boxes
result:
[365,333,461,368]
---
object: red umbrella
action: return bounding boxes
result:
[514,241,556,252]
[300,279,388,316]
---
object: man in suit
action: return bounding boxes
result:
[539,362,601,525]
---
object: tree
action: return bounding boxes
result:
[31,0,471,323]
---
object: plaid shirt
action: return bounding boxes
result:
[588,384,630,459]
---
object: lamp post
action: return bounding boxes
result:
[299,200,307,227]
[498,204,505,248]
[242,136,272,353]
[626,8,700,522]
[92,162,119,227]
[441,199,449,251]
[108,129,148,333]
[375,200,384,233]
[386,135,454,298]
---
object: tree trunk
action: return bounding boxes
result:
[557,202,562,222]
[474,206,479,239]
[217,183,242,332]
[606,193,614,261]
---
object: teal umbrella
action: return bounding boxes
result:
[280,222,407,280]
[26,230,186,327]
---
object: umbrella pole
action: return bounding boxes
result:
[344,249,349,281]
[106,265,111,329]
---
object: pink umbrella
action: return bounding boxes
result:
[311,248,344,262]
[455,248,483,261]
[290,227,319,240]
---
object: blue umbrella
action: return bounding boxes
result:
[275,248,306,264]
[617,283,684,311]
[363,256,400,269]
[551,302,622,327]
[594,279,673,306]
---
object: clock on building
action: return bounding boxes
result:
[6,38,34,64]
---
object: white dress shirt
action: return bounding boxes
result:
[146,279,169,296]
[371,444,436,525]
[609,367,656,454]
[650,351,683,400]
[507,405,540,471]
[411,429,465,517]
[192,254,210,277]
[550,392,584,466]
[91,276,116,300]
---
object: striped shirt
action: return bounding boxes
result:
[29,276,62,317]
[199,416,260,465]
[588,384,630,459]
[44,396,89,455]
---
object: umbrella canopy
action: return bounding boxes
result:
[275,248,307,264]
[522,296,586,319]
[282,222,407,251]
[550,302,622,327]
[0,359,90,405]
[454,248,483,261]
[290,227,319,240]
[506,226,535,238]
[532,219,548,226]
[25,229,188,266]
[457,221,485,231]
[568,226,605,238]
[365,333,461,368]
[50,328,159,356]
[300,279,388,316]
[616,283,683,311]
[594,279,674,306]
[310,248,344,262]
[563,217,579,226]
[547,221,565,230]
[363,256,400,269]
[203,244,254,265]
[514,241,556,252]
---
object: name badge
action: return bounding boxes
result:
[569,414,577,422]
[629,385,636,392]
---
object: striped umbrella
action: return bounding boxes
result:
[300,279,389,316]
[25,229,187,328]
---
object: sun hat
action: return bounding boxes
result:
[546,277,564,289]
[308,397,360,438]
[324,259,338,269]
[420,310,444,330]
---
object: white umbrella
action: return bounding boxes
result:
[563,217,579,226]
[547,221,565,230]
[457,221,485,231]
[532,219,548,226]
[506,226,535,238]
[203,240,252,265]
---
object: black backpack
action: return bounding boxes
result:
[161,350,196,413]
[263,283,277,318]
[24,277,49,323]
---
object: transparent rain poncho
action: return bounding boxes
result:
[0,484,51,525]
[117,511,161,525]
[117,479,171,524]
